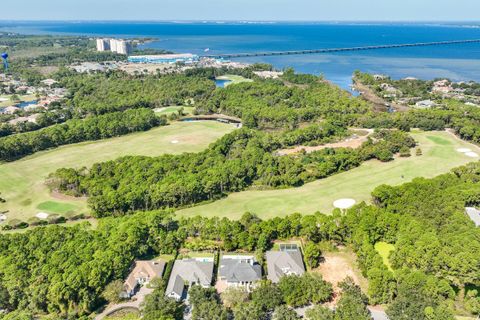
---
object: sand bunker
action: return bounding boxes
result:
[36,212,49,219]
[171,140,179,144]
[333,198,356,209]
[457,148,472,153]
[465,152,479,158]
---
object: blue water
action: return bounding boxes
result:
[17,100,38,108]
[215,79,232,88]
[2,21,480,88]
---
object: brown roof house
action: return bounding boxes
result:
[122,260,166,298]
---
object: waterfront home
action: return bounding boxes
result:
[123,260,166,298]
[266,244,305,283]
[217,255,262,293]
[0,106,20,114]
[373,74,387,80]
[165,257,214,301]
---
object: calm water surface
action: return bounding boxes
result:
[2,21,480,88]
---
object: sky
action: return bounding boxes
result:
[2,0,480,21]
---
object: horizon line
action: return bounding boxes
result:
[1,19,480,23]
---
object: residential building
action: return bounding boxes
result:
[0,106,20,114]
[415,99,436,108]
[253,70,283,79]
[41,79,58,87]
[266,244,305,283]
[217,255,262,292]
[96,38,110,52]
[114,40,131,55]
[109,39,118,53]
[373,74,387,80]
[123,260,166,298]
[165,257,214,301]
[465,207,480,227]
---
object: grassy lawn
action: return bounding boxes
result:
[0,121,235,223]
[0,94,37,107]
[183,251,215,259]
[104,308,140,320]
[216,74,253,86]
[177,130,480,220]
[374,242,395,271]
[154,106,194,116]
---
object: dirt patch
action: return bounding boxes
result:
[314,249,367,304]
[353,81,409,112]
[277,129,373,156]
[50,190,87,201]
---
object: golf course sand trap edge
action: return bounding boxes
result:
[457,148,472,153]
[333,198,357,209]
[465,152,479,158]
[35,212,50,219]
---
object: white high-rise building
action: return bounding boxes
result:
[109,39,118,53]
[96,38,131,55]
[115,40,130,55]
[96,39,110,52]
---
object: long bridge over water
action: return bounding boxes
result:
[204,39,480,59]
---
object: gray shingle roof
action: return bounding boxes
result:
[465,207,480,227]
[170,275,185,298]
[266,249,305,283]
[219,256,262,283]
[165,259,214,298]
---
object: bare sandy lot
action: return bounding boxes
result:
[277,129,373,156]
[314,248,368,304]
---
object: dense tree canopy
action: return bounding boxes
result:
[196,75,370,129]
[0,108,163,161]
[62,72,216,116]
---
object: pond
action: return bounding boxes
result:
[215,79,232,88]
[17,100,38,108]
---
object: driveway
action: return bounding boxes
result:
[95,286,154,320]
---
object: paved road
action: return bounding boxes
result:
[95,286,153,320]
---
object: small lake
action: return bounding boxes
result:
[215,79,232,88]
[17,100,38,108]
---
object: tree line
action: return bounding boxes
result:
[1,162,479,318]
[0,108,164,161]
[61,72,216,116]
[195,75,370,129]
[48,127,415,217]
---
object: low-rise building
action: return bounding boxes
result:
[266,244,305,283]
[41,79,58,87]
[415,99,437,108]
[165,257,214,301]
[123,260,166,298]
[128,54,199,64]
[465,207,480,227]
[217,255,262,292]
[373,74,387,81]
[253,71,283,79]
[0,106,20,114]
